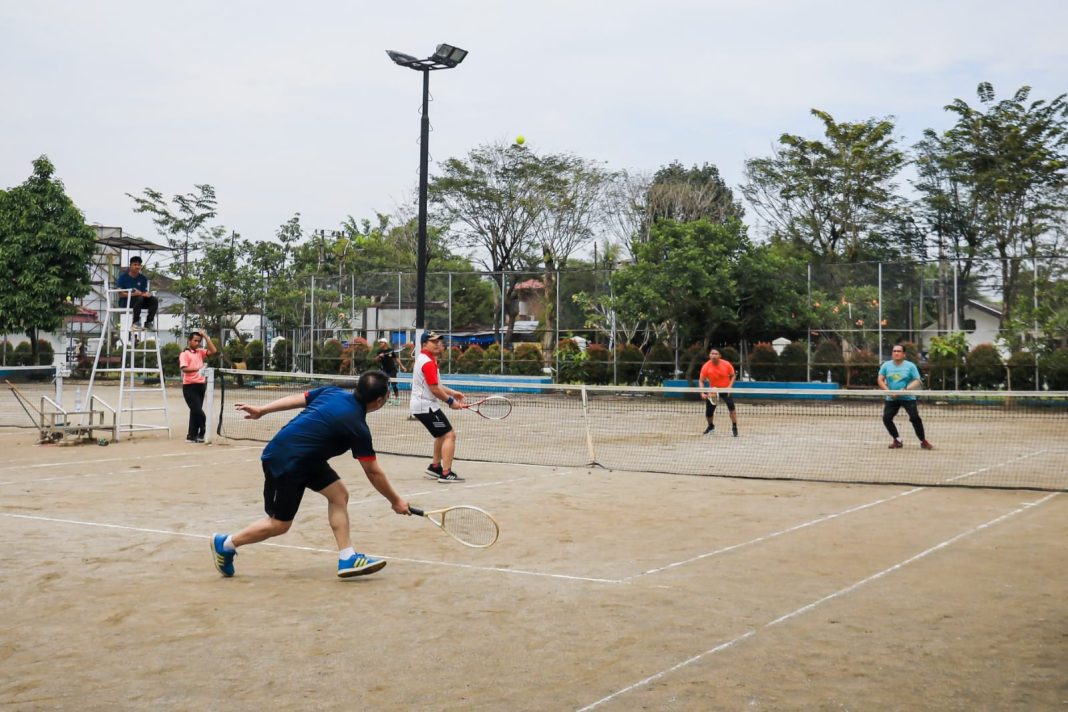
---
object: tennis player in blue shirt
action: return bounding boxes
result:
[877,345,934,450]
[210,370,411,579]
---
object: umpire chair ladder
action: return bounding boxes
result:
[83,287,171,442]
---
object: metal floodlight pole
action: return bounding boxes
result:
[387,44,468,342]
[417,69,430,335]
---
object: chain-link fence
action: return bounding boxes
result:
[263,257,1068,390]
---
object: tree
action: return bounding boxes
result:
[603,169,652,261]
[575,219,807,354]
[0,156,96,360]
[127,184,218,333]
[742,109,908,263]
[647,161,745,226]
[531,152,612,356]
[183,229,264,350]
[915,83,1068,332]
[430,141,580,346]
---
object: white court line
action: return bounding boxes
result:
[626,450,1048,581]
[0,511,618,584]
[0,445,261,472]
[577,491,1061,712]
[944,449,1047,483]
[624,487,925,581]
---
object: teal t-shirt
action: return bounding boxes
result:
[879,359,921,400]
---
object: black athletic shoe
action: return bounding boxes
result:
[703,425,715,436]
[425,463,444,480]
[437,470,465,483]
[732,426,738,437]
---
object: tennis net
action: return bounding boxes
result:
[214,368,1068,491]
[1,365,60,428]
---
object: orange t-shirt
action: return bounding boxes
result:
[699,359,735,388]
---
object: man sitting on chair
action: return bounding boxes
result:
[116,255,158,330]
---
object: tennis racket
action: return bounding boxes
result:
[460,395,512,420]
[409,505,500,548]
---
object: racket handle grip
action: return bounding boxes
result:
[409,506,424,516]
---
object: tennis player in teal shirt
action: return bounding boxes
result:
[877,345,934,450]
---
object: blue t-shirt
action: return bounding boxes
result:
[116,271,149,293]
[261,386,376,477]
[878,359,921,401]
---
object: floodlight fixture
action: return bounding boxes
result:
[386,43,469,336]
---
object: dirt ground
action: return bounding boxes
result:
[1,387,1067,710]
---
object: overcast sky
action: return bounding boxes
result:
[2,0,1066,262]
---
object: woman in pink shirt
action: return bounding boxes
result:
[179,332,217,442]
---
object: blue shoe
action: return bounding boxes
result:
[338,552,387,578]
[211,533,236,577]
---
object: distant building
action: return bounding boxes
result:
[919,299,1003,353]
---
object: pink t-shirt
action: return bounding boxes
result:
[179,348,208,385]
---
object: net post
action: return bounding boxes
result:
[580,384,597,466]
[204,367,216,443]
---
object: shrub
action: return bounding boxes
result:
[271,338,292,371]
[457,344,484,374]
[846,349,880,387]
[778,341,808,381]
[1041,347,1068,390]
[245,340,265,371]
[965,343,1003,389]
[812,340,844,385]
[160,342,182,378]
[583,343,610,384]
[400,343,416,372]
[895,340,921,365]
[339,338,372,375]
[927,333,967,390]
[315,339,344,374]
[511,343,544,376]
[680,342,707,382]
[616,343,644,384]
[1006,350,1037,390]
[719,345,741,370]
[224,339,247,368]
[14,340,55,366]
[646,342,675,384]
[748,342,779,381]
[556,338,585,383]
[439,345,462,374]
[483,343,510,374]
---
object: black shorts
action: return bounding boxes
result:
[261,460,340,522]
[705,394,736,416]
[413,409,453,437]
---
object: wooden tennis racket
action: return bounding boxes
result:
[460,395,512,420]
[409,505,500,548]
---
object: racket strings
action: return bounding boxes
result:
[475,398,512,419]
[441,508,498,547]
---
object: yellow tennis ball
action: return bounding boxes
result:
[515,135,525,145]
[65,295,73,302]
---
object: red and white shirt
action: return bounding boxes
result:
[410,349,443,414]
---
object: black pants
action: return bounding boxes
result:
[383,373,399,397]
[121,295,158,324]
[183,382,207,440]
[882,400,925,441]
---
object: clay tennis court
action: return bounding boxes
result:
[2,386,1067,710]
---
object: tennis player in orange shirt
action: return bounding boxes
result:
[698,347,738,436]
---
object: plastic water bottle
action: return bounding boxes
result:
[74,387,83,412]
